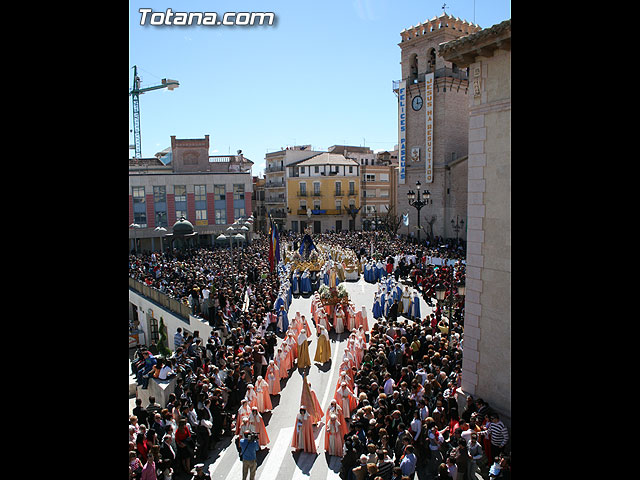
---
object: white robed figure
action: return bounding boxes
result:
[401,287,412,316]
[317,308,331,330]
[334,304,345,334]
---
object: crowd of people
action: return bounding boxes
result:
[333,298,511,480]
[128,230,509,480]
[128,237,279,333]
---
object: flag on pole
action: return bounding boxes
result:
[268,217,274,272]
[274,221,280,266]
[403,212,409,226]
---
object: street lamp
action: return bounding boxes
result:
[434,280,465,356]
[234,233,245,268]
[407,181,431,244]
[154,226,167,252]
[130,223,141,254]
[451,215,464,244]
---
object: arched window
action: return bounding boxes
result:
[147,311,159,344]
[428,49,436,73]
[409,54,418,83]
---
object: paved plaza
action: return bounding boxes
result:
[130,276,439,480]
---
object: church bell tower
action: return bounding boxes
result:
[395,13,481,241]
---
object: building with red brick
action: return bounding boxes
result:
[128,134,254,252]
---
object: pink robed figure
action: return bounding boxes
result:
[255,376,273,413]
[247,407,270,447]
[334,381,358,419]
[325,413,344,457]
[265,360,281,395]
[326,399,349,438]
[291,408,317,454]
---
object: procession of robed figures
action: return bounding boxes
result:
[234,290,367,458]
[240,229,420,459]
[235,231,371,458]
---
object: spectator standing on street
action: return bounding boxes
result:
[485,413,509,459]
[133,398,149,428]
[175,417,194,474]
[239,430,260,480]
[146,397,162,422]
[141,445,159,480]
[452,442,469,480]
[399,444,417,479]
[445,456,457,480]
[467,433,485,479]
[174,328,184,350]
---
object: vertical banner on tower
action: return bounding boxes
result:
[398,80,407,184]
[425,72,434,183]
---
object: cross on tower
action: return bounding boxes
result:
[442,3,448,14]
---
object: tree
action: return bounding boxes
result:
[157,317,171,357]
[381,206,403,236]
[422,215,437,242]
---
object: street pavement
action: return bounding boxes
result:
[131,276,440,480]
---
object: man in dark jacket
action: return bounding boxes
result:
[159,433,177,474]
[340,440,358,480]
[132,397,149,427]
[389,300,399,324]
[452,442,470,480]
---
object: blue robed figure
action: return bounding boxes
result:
[384,295,393,318]
[386,277,394,291]
[410,293,421,320]
[299,233,317,259]
[274,295,284,313]
[376,262,385,281]
[276,305,289,332]
[372,294,382,319]
[300,270,312,294]
[292,270,300,295]
[364,263,373,283]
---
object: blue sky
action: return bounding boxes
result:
[129,0,510,174]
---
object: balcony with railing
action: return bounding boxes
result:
[270,209,287,218]
[296,209,343,216]
[265,195,285,204]
[129,277,191,321]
